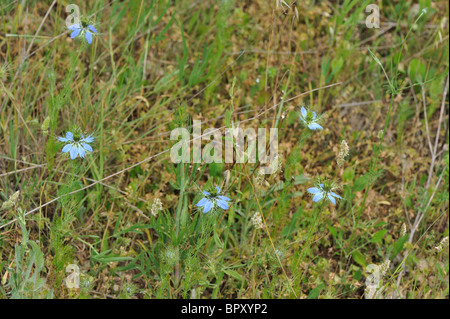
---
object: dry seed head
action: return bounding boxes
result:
[0,62,11,82]
[223,169,231,188]
[270,154,283,174]
[254,170,265,186]
[400,223,407,237]
[337,140,349,167]
[435,236,449,253]
[251,211,264,229]
[1,190,20,210]
[379,259,390,276]
[377,130,384,140]
[151,198,163,217]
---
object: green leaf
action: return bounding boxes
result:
[353,174,370,192]
[353,269,362,281]
[209,162,224,178]
[213,229,224,249]
[222,269,244,282]
[352,251,367,267]
[328,225,337,239]
[307,284,324,299]
[373,221,388,227]
[343,167,355,183]
[370,229,388,243]
[392,234,409,259]
[408,58,427,83]
[292,174,310,185]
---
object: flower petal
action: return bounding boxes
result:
[77,145,86,158]
[196,198,208,207]
[58,136,70,142]
[301,107,307,118]
[82,135,94,143]
[216,199,229,210]
[330,192,342,199]
[203,190,210,196]
[85,31,93,44]
[62,144,72,153]
[69,146,79,159]
[70,28,81,39]
[320,183,325,188]
[68,24,80,30]
[203,200,213,213]
[218,195,231,201]
[312,192,323,202]
[312,111,317,119]
[307,187,320,194]
[88,25,97,33]
[328,193,336,205]
[216,186,221,193]
[66,131,74,140]
[308,123,323,130]
[82,143,93,152]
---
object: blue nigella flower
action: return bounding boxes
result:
[299,106,323,130]
[68,22,98,44]
[196,186,231,213]
[307,183,342,205]
[58,131,94,160]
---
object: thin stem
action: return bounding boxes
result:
[247,175,297,298]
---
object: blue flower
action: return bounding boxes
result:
[307,183,342,205]
[68,23,98,44]
[299,106,323,130]
[58,131,94,160]
[196,186,231,213]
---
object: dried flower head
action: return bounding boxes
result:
[400,223,407,237]
[254,170,266,186]
[379,259,390,276]
[337,140,349,167]
[1,190,20,210]
[435,236,449,253]
[0,62,11,82]
[251,211,264,229]
[151,198,163,217]
[270,154,283,174]
[377,130,384,140]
